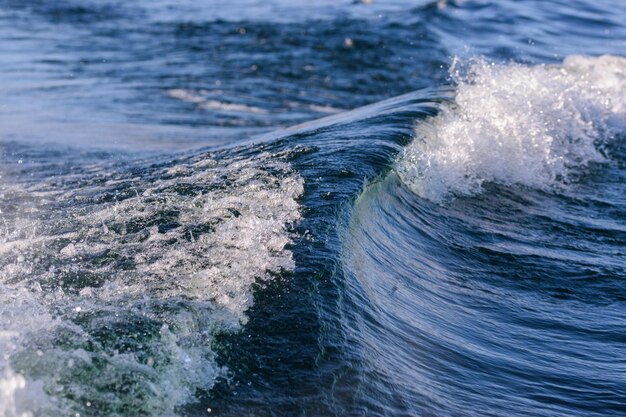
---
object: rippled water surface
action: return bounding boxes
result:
[1,1,625,416]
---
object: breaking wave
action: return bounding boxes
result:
[397,55,626,202]
[0,150,303,416]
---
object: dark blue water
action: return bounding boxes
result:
[0,1,625,416]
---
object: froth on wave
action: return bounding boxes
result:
[0,151,303,416]
[397,55,626,202]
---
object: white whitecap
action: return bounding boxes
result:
[397,55,626,202]
[0,151,303,415]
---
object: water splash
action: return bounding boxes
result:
[0,150,303,416]
[397,55,626,202]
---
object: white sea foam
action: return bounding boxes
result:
[0,285,55,417]
[0,369,38,417]
[397,55,626,202]
[0,151,303,415]
[168,89,267,113]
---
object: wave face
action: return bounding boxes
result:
[0,85,443,415]
[1,0,626,416]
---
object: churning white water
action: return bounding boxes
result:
[397,55,626,202]
[0,151,303,416]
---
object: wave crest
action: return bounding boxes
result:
[397,55,626,202]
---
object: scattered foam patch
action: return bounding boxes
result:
[0,150,303,415]
[397,55,626,202]
[168,89,268,113]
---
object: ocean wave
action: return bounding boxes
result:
[0,150,303,415]
[397,55,626,202]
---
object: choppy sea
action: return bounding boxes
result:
[1,1,625,416]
